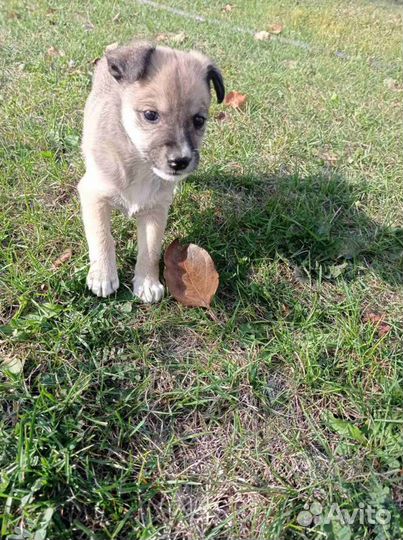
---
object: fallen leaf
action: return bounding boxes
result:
[224,91,247,109]
[254,31,271,41]
[328,262,348,278]
[293,266,309,285]
[105,42,119,52]
[362,311,391,337]
[283,59,298,69]
[83,21,94,32]
[112,12,121,23]
[47,46,64,58]
[52,248,72,269]
[7,11,21,20]
[228,162,243,173]
[267,23,284,34]
[281,304,291,317]
[383,78,403,92]
[318,150,338,167]
[222,4,235,12]
[215,111,229,123]
[156,32,187,44]
[171,31,186,44]
[164,239,219,307]
[1,355,24,374]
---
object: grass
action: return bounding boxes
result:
[0,0,402,538]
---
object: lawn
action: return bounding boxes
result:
[0,0,402,539]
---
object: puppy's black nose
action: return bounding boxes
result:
[168,156,191,171]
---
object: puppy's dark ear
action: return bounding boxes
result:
[106,42,155,84]
[207,65,225,103]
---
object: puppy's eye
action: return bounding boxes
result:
[143,110,160,123]
[193,114,206,129]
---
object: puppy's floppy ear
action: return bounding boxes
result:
[207,65,225,103]
[106,42,155,84]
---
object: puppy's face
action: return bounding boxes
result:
[106,43,224,181]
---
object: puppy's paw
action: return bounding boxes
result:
[87,265,119,297]
[132,276,164,303]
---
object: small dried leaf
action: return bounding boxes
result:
[254,31,271,41]
[47,46,64,58]
[171,31,186,44]
[328,262,348,278]
[222,4,235,13]
[105,42,119,52]
[362,311,391,337]
[52,248,72,269]
[224,91,247,109]
[112,12,121,23]
[7,11,21,20]
[383,78,403,92]
[293,266,309,285]
[283,59,298,69]
[83,21,95,32]
[318,150,338,167]
[215,111,229,123]
[267,23,284,34]
[1,356,24,374]
[164,240,219,307]
[156,32,187,44]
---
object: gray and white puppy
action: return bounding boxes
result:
[78,41,224,302]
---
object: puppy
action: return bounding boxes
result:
[78,41,224,302]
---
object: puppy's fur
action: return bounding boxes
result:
[78,41,224,301]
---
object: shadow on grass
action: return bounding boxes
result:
[178,169,403,297]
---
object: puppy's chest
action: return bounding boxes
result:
[115,170,175,217]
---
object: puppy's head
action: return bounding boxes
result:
[106,41,224,181]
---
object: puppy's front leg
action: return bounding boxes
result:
[78,180,119,297]
[133,206,168,303]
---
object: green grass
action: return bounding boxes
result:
[1,0,402,538]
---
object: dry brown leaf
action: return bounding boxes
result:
[171,31,187,44]
[1,356,24,374]
[224,91,247,109]
[47,46,65,58]
[164,239,219,308]
[83,21,94,32]
[283,59,298,69]
[215,111,229,123]
[156,32,187,44]
[105,42,119,52]
[52,248,72,269]
[318,150,338,167]
[267,23,284,34]
[254,31,271,41]
[362,311,391,337]
[383,78,403,92]
[222,4,235,13]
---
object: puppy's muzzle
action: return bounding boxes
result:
[167,155,191,172]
